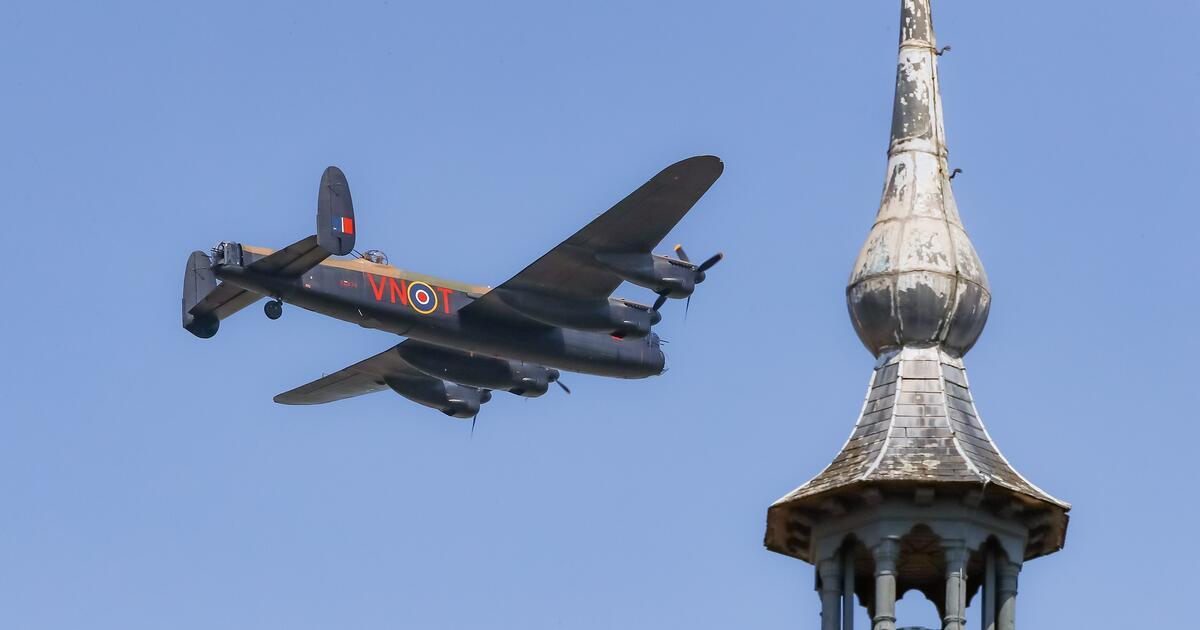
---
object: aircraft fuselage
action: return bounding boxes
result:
[213,243,666,379]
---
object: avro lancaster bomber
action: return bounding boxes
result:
[182,156,723,418]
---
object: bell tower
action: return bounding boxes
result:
[763,1,1070,629]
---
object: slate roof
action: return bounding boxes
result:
[765,347,1070,561]
[773,347,1067,507]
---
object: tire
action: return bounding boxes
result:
[264,300,283,320]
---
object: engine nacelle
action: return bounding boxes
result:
[395,342,559,398]
[384,374,491,418]
[594,252,698,299]
[495,289,660,339]
[499,364,557,397]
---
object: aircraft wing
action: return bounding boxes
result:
[459,155,723,325]
[273,343,419,405]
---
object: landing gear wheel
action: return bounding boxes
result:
[264,299,283,320]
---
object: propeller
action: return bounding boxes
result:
[548,369,571,395]
[674,244,723,277]
[470,389,493,437]
[697,252,724,273]
[666,245,724,319]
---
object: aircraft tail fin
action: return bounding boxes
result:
[183,250,222,338]
[316,166,355,256]
[181,165,356,339]
[181,248,262,338]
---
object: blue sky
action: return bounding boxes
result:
[1,1,1196,628]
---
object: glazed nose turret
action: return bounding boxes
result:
[847,0,990,358]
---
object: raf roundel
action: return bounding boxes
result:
[407,281,439,315]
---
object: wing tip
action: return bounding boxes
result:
[273,393,305,405]
[668,155,724,179]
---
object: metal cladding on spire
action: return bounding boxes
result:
[765,0,1070,568]
[847,0,990,358]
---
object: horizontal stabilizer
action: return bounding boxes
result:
[188,282,261,321]
[246,235,329,277]
[183,235,335,339]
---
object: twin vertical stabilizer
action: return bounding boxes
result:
[316,166,355,256]
[182,166,357,338]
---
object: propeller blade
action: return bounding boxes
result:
[685,294,691,320]
[697,252,724,273]
[652,294,669,311]
[555,379,572,395]
[470,413,478,437]
[673,244,690,263]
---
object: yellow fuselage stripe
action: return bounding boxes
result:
[241,245,491,295]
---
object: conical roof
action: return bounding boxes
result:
[765,347,1069,561]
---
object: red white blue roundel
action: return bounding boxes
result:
[408,281,438,314]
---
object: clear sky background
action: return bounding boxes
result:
[2,1,1196,628]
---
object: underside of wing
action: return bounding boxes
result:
[460,155,723,324]
[273,344,421,405]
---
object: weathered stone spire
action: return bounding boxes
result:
[848,0,989,358]
[765,3,1070,628]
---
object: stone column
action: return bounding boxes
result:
[843,549,856,630]
[996,559,1021,630]
[941,541,969,630]
[818,556,843,630]
[872,538,900,630]
[982,548,996,630]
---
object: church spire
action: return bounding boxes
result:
[847,0,989,359]
[765,3,1070,628]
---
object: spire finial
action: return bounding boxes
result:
[900,0,936,49]
[891,0,946,160]
[847,0,990,358]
